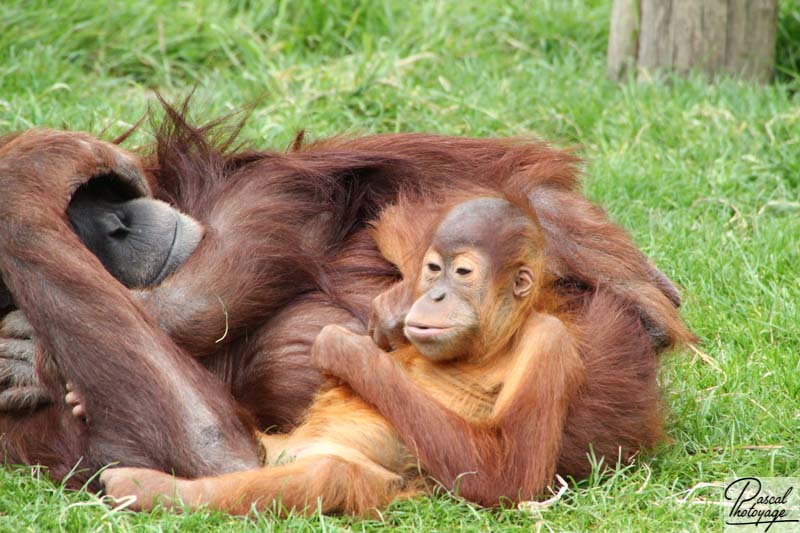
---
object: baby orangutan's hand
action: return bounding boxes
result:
[310,324,381,383]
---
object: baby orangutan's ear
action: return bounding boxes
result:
[512,267,535,298]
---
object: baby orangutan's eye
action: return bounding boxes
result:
[428,263,442,272]
[456,267,472,276]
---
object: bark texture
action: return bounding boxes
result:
[608,0,779,82]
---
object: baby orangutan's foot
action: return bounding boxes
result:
[65,382,88,422]
[100,467,202,511]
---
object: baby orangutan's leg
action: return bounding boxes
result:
[100,449,404,516]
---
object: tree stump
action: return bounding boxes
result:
[607,0,779,82]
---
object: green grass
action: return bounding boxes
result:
[1,0,799,531]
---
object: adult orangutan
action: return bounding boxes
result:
[98,191,678,515]
[0,103,690,493]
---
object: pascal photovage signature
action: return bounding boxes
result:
[725,477,799,531]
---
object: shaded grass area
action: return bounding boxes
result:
[1,1,798,530]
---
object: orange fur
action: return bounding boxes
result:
[99,191,657,514]
[1,103,691,501]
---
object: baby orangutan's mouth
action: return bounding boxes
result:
[404,321,455,342]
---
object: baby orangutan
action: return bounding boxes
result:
[97,195,587,514]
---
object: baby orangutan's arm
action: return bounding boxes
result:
[311,314,584,506]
